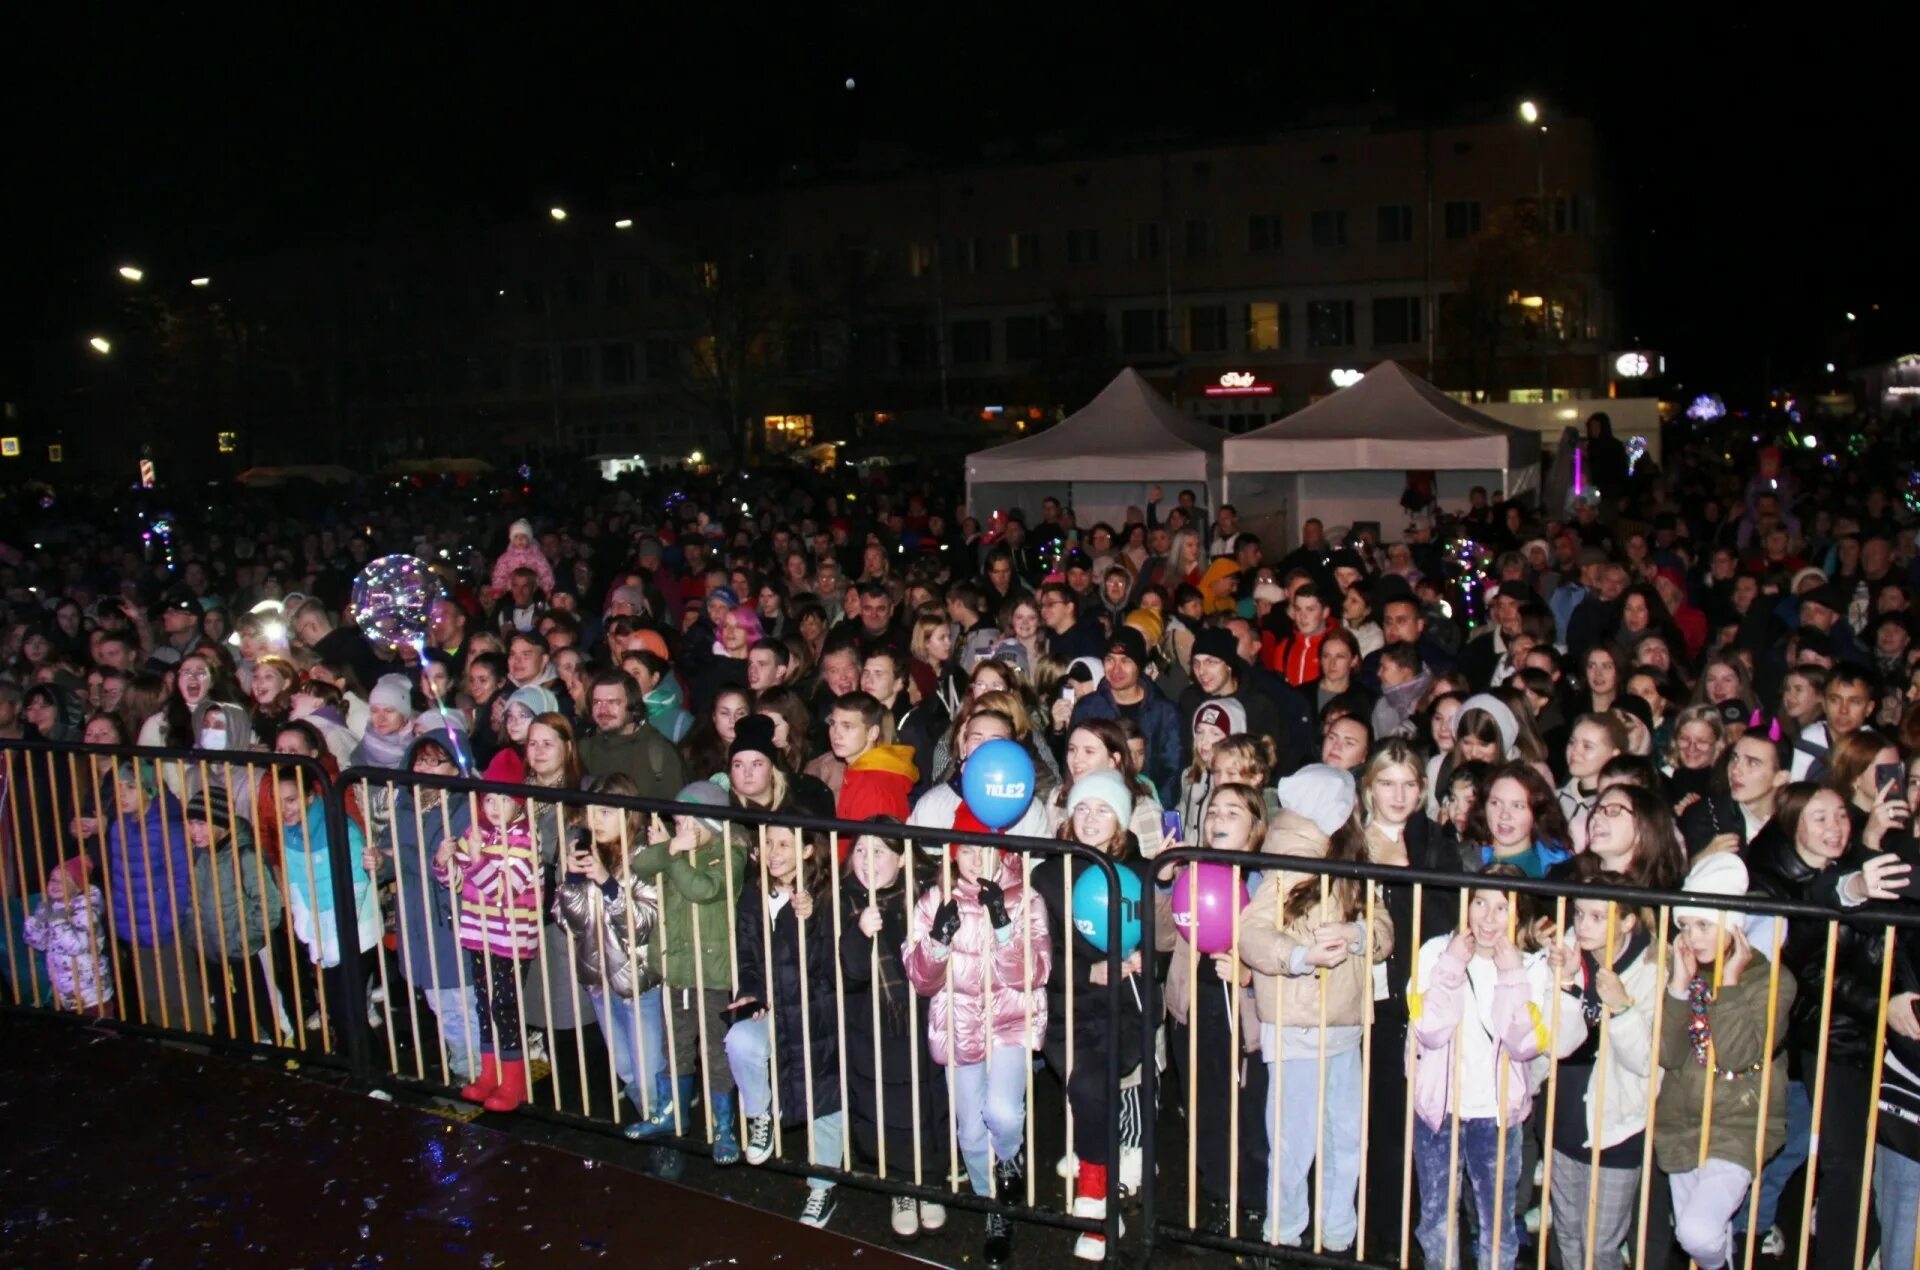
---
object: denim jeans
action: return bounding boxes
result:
[1267,1047,1363,1249]
[424,984,482,1079]
[1874,1144,1920,1270]
[1735,1078,1810,1235]
[588,985,666,1116]
[724,1013,845,1188]
[951,1046,1030,1195]
[1414,1114,1525,1270]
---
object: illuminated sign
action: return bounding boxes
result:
[1329,368,1364,388]
[0,437,17,457]
[1204,370,1274,397]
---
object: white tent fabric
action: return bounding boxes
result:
[1221,361,1541,544]
[965,368,1222,528]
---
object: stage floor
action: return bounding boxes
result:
[0,1012,930,1268]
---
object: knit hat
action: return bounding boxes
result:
[675,780,730,837]
[54,855,92,893]
[1123,608,1164,647]
[1458,692,1519,755]
[508,518,535,544]
[1067,656,1105,688]
[986,638,1031,678]
[1253,581,1287,605]
[482,748,527,802]
[1107,626,1148,669]
[608,584,649,614]
[729,713,777,761]
[506,684,559,718]
[631,628,671,661]
[708,586,740,609]
[1789,566,1828,595]
[414,706,468,736]
[1065,769,1134,827]
[1192,697,1247,738]
[369,673,416,718]
[1191,627,1242,670]
[1676,851,1749,924]
[1276,764,1358,838]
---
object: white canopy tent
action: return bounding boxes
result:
[1222,361,1541,544]
[965,368,1222,529]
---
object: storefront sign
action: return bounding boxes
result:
[1204,370,1274,397]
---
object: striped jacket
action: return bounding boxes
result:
[440,822,541,960]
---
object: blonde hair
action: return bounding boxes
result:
[909,609,950,664]
[1210,734,1276,787]
[1359,739,1428,821]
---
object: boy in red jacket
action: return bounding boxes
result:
[831,690,920,829]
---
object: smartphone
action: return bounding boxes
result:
[1161,809,1182,844]
[1061,684,1077,708]
[1875,761,1906,802]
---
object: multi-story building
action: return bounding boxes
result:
[18,107,1613,477]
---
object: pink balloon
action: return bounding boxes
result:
[1169,862,1250,955]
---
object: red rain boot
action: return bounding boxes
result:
[484,1058,527,1113]
[459,1053,500,1104]
[1072,1161,1119,1261]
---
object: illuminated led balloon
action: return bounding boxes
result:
[1626,435,1647,476]
[351,554,437,651]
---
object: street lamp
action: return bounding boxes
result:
[1518,99,1540,125]
[190,277,211,287]
[88,336,112,354]
[118,265,144,282]
[614,218,633,229]
[549,206,568,222]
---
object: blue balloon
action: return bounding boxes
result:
[1071,863,1144,957]
[961,738,1036,830]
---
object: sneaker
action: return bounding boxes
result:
[918,1200,947,1231]
[1761,1226,1785,1257]
[1118,1145,1143,1196]
[1524,1205,1540,1234]
[369,983,387,1006]
[744,1113,774,1166]
[889,1194,920,1241]
[1071,1203,1125,1261]
[1056,1151,1078,1179]
[799,1187,836,1229]
[305,1011,323,1032]
[524,1030,548,1064]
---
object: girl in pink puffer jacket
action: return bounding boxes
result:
[903,839,1051,1218]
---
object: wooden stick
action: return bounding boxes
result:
[758,824,783,1158]
[159,761,210,1035]
[1793,922,1839,1270]
[615,811,640,1124]
[0,754,31,1006]
[1686,911,1730,1270]
[829,831,850,1171]
[86,755,130,1022]
[1400,882,1424,1268]
[1536,895,1568,1270]
[1578,901,1617,1270]
[674,820,700,1140]
[19,755,52,1006]
[411,793,448,1083]
[193,765,234,1039]
[866,838,887,1180]
[905,836,924,1188]
[982,846,996,1201]
[1356,878,1375,1261]
[1739,912,1787,1270]
[1229,861,1245,1240]
[366,779,398,1074]
[1022,848,1036,1207]
[133,772,174,1032]
[1314,872,1331,1255]
[1632,907,1669,1270]
[380,778,420,1074]
[436,795,468,1069]
[795,834,818,1171]
[946,842,962,1195]
[1442,885,1470,1269]
[1186,863,1201,1232]
[1853,928,1899,1270]
[1488,895,1518,1270]
[1269,864,1286,1248]
[526,801,558,1111]
[1062,852,1075,1208]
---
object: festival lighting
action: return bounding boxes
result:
[88,336,112,354]
[118,265,144,282]
[549,207,568,221]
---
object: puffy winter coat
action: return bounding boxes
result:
[553,863,660,999]
[903,858,1052,1065]
[1031,849,1154,1064]
[734,884,841,1126]
[106,793,193,948]
[632,828,746,991]
[189,817,283,960]
[389,781,472,990]
[838,875,952,1164]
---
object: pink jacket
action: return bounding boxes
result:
[1409,938,1549,1131]
[439,823,541,961]
[903,859,1052,1066]
[490,544,555,597]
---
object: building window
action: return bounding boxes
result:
[1184,219,1216,259]
[1066,228,1099,265]
[947,237,985,275]
[1120,308,1168,356]
[764,415,814,449]
[519,349,550,389]
[908,241,935,279]
[895,323,935,370]
[1008,231,1040,271]
[1185,305,1228,353]
[1377,204,1414,244]
[1306,300,1355,349]
[1132,221,1163,262]
[1247,213,1284,252]
[1310,210,1347,248]
[1371,296,1423,346]
[1444,200,1482,239]
[950,319,993,365]
[601,342,635,386]
[561,345,593,387]
[1245,301,1286,351]
[1005,315,1045,361]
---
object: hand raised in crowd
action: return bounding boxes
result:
[1863,779,1912,850]
[1594,968,1631,1011]
[1489,932,1522,972]
[975,878,1010,931]
[1305,924,1352,969]
[790,885,814,922]
[858,905,883,938]
[1668,936,1699,1000]
[929,898,962,947]
[1719,924,1755,987]
[1444,931,1476,964]
[1210,952,1252,987]
[1545,936,1578,979]
[1855,850,1913,902]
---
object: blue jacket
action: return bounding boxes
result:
[390,786,472,990]
[281,798,370,921]
[1070,678,1183,806]
[107,794,193,948]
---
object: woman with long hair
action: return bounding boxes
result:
[683,685,753,784]
[1048,719,1167,857]
[1468,760,1572,877]
[1661,704,1728,808]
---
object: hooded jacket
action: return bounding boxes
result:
[630,823,747,991]
[642,678,694,744]
[902,856,1052,1065]
[105,786,193,948]
[189,812,283,960]
[1653,953,1796,1172]
[388,731,473,990]
[838,743,918,825]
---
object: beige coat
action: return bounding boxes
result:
[1154,888,1261,1048]
[1239,811,1394,1028]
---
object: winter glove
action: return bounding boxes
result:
[975,879,1011,932]
[930,898,962,947]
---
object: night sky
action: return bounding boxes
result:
[6,5,1915,402]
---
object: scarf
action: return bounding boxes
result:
[1686,976,1714,1066]
[353,726,414,770]
[847,878,913,1037]
[1575,929,1649,1027]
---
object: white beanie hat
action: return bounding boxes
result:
[1065,770,1134,827]
[369,673,417,719]
[1192,696,1248,738]
[509,518,535,544]
[1458,693,1520,755]
[1676,851,1749,924]
[1276,764,1357,838]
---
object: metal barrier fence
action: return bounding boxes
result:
[6,736,1920,1269]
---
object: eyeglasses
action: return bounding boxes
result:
[1593,802,1636,820]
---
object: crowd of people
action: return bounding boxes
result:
[4,410,1920,1269]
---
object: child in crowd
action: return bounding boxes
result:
[23,856,112,1017]
[839,819,952,1242]
[1156,782,1269,1238]
[1240,764,1393,1255]
[1408,866,1555,1270]
[725,825,844,1229]
[438,749,541,1113]
[489,518,554,598]
[904,823,1051,1267]
[1655,853,1795,1270]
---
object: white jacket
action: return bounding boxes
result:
[1545,938,1661,1152]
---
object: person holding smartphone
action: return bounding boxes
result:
[1826,729,1916,856]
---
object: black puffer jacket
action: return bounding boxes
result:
[1743,830,1891,1077]
[734,878,842,1127]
